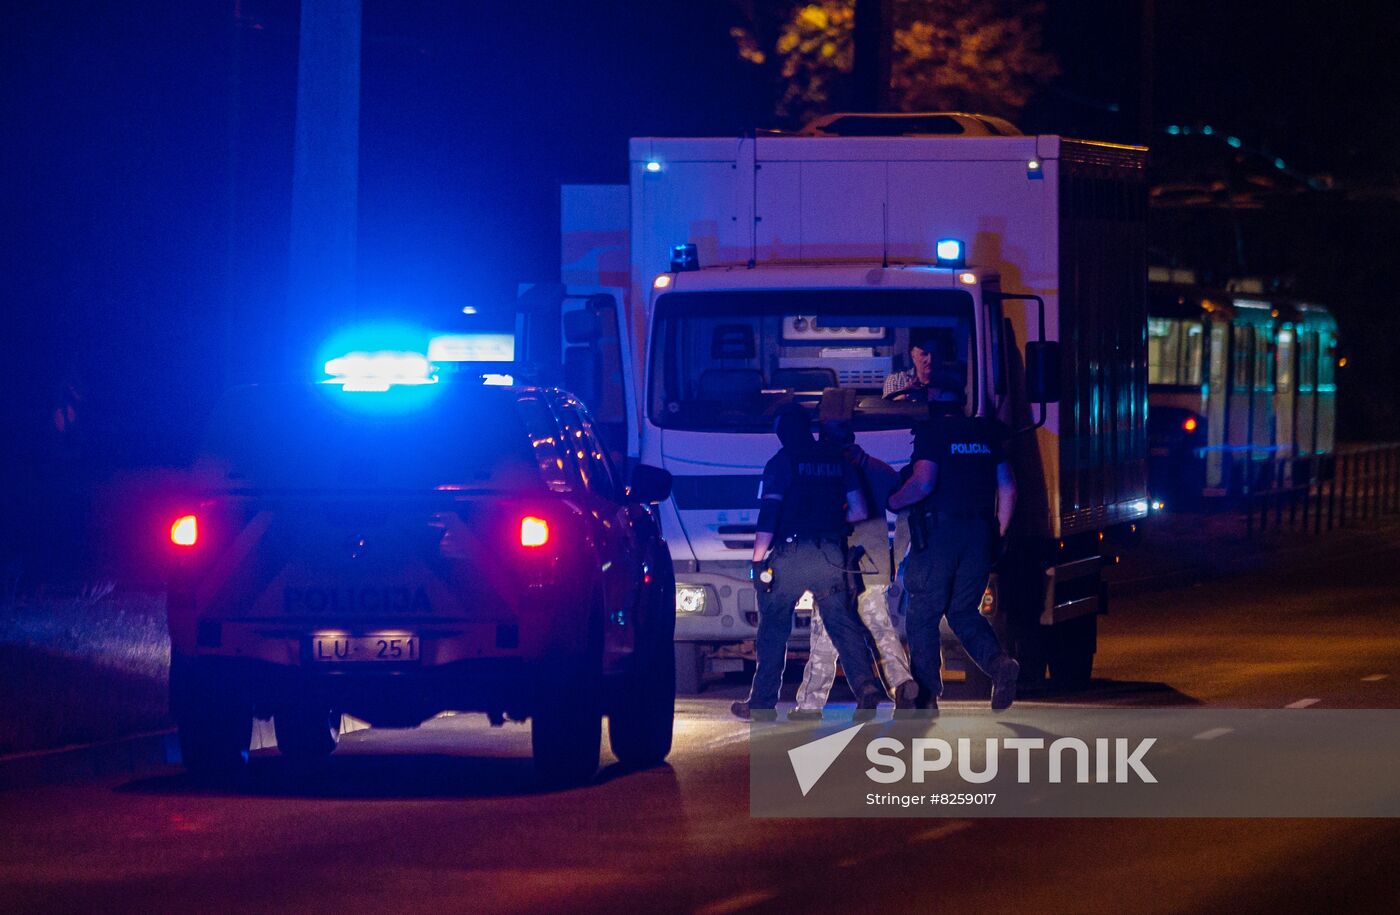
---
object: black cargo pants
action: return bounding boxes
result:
[747,538,878,708]
[904,516,1004,699]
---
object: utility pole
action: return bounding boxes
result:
[286,0,361,378]
[1139,0,1155,145]
[852,0,892,112]
[222,0,243,388]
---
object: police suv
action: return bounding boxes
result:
[166,374,676,786]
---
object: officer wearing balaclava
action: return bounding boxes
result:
[732,403,884,720]
[789,419,919,719]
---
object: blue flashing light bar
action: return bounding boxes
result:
[670,243,699,272]
[427,333,514,363]
[935,238,965,268]
[323,351,437,391]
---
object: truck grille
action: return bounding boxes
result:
[671,475,762,511]
[718,524,756,551]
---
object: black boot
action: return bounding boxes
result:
[990,655,1020,711]
[852,684,883,721]
[731,700,776,721]
[893,691,938,720]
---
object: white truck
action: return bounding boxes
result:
[516,113,1149,694]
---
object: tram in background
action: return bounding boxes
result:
[1147,267,1339,508]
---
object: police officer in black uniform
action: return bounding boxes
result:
[732,403,885,720]
[886,371,1020,711]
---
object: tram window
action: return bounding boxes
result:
[1148,319,1174,384]
[1276,329,1294,393]
[1299,332,1317,389]
[1319,335,1336,387]
[1254,333,1273,390]
[1232,327,1253,391]
[1185,326,1204,385]
[1148,318,1203,386]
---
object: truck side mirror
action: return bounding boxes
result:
[563,309,601,343]
[626,463,673,504]
[1025,341,1061,404]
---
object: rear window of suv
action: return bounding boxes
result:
[196,384,541,492]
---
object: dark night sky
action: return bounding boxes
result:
[3,0,1398,470]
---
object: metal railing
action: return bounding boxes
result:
[1244,443,1400,537]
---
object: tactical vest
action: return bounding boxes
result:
[916,414,1002,517]
[776,442,849,539]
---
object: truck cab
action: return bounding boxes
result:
[645,262,1008,681]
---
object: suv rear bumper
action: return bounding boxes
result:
[187,618,534,667]
[173,652,572,727]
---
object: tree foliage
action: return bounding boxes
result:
[730,0,1059,124]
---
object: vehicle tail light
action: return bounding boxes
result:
[1182,417,1198,433]
[170,514,199,547]
[520,516,549,548]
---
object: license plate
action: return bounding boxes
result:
[312,633,420,663]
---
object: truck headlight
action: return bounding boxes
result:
[676,586,708,614]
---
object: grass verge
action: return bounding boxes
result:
[0,589,169,756]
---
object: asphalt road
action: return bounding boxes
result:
[3,524,1400,914]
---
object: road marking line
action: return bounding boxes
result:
[1285,698,1321,708]
[702,729,751,751]
[1362,674,1389,682]
[696,890,778,915]
[910,821,973,843]
[1193,727,1234,740]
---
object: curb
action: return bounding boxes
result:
[0,730,180,791]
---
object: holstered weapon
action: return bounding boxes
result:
[751,559,774,593]
[908,509,930,554]
[846,544,867,596]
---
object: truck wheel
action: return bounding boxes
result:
[171,661,251,781]
[610,579,676,768]
[1049,615,1097,690]
[532,623,603,787]
[274,704,341,759]
[674,642,704,695]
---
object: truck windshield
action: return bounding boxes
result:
[649,288,976,432]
